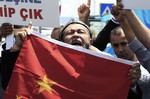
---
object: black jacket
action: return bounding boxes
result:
[1,50,19,90]
[128,85,142,99]
[0,43,6,72]
[93,19,119,51]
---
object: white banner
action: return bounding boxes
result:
[0,0,60,27]
[122,0,150,9]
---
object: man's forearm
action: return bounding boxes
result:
[129,38,150,73]
[126,10,150,50]
[93,19,119,51]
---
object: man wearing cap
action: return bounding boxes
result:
[59,21,98,50]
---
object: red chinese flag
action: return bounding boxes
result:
[4,33,133,99]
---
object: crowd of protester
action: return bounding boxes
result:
[0,0,150,98]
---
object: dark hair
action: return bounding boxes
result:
[14,25,27,29]
[59,21,92,41]
[110,26,122,42]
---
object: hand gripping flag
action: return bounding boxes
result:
[4,32,134,99]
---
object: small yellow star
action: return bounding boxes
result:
[16,95,22,99]
[37,75,56,94]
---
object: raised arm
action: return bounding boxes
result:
[111,6,136,43]
[78,0,91,26]
[93,18,119,51]
[117,0,150,51]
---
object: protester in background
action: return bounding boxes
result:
[51,26,64,40]
[51,27,61,40]
[111,0,150,74]
[110,26,150,99]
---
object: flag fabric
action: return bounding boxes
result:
[4,32,134,99]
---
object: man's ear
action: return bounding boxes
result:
[89,38,93,45]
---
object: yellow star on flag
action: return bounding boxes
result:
[16,95,22,99]
[37,75,56,94]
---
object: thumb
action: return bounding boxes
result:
[26,21,32,35]
[28,21,32,29]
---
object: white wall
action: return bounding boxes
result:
[61,0,115,17]
[61,0,87,17]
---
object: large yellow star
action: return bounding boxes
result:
[37,75,56,94]
[16,95,22,99]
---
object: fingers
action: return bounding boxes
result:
[116,0,121,2]
[13,24,31,50]
[28,21,32,30]
[132,63,140,67]
[79,4,87,11]
[111,6,120,16]
[117,2,124,8]
[87,0,91,8]
[14,30,28,41]
[13,22,32,41]
[78,4,83,13]
[130,63,141,76]
[78,3,89,14]
[128,72,141,84]
[13,32,26,51]
[26,21,32,35]
[128,63,141,84]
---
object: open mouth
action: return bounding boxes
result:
[71,40,82,46]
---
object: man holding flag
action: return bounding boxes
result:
[1,18,141,99]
